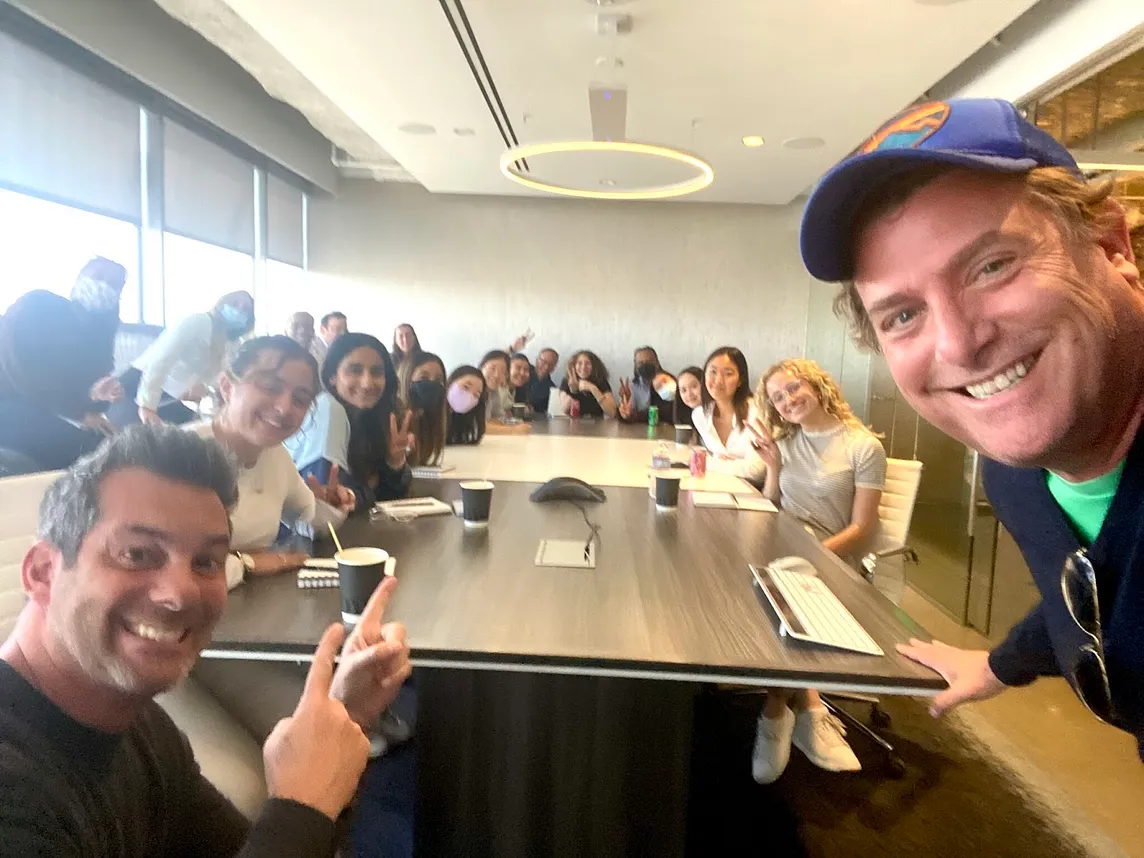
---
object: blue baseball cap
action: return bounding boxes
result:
[799,98,1079,282]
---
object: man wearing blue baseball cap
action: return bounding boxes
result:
[799,98,1144,760]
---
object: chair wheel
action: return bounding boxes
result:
[885,755,907,779]
[869,706,892,730]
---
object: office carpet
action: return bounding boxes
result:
[687,690,1124,858]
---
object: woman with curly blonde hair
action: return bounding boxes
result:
[746,357,887,785]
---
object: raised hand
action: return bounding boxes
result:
[618,378,633,419]
[262,624,371,820]
[307,463,356,513]
[567,367,581,394]
[330,576,412,729]
[746,415,781,472]
[89,375,125,403]
[386,411,415,468]
[896,639,1006,717]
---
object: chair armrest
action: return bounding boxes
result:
[860,546,918,583]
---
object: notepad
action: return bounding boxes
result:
[534,539,597,569]
[410,465,457,479]
[374,497,454,519]
[691,492,777,513]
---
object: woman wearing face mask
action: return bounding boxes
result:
[286,333,413,509]
[391,323,423,370]
[691,347,766,484]
[189,336,354,587]
[108,291,255,428]
[744,358,886,785]
[671,366,704,435]
[398,352,447,466]
[558,350,617,418]
[445,366,488,445]
[0,257,128,470]
[617,346,672,423]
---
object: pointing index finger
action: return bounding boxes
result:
[357,575,398,632]
[300,623,346,705]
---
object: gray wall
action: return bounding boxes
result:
[8,0,337,192]
[307,181,870,413]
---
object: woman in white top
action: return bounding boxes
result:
[691,347,766,484]
[110,291,255,428]
[190,334,354,588]
[746,357,887,785]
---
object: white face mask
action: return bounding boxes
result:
[655,378,678,402]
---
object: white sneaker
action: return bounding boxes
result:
[792,707,861,773]
[752,707,795,784]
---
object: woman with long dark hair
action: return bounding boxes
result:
[445,365,488,446]
[398,351,447,466]
[558,350,617,418]
[691,346,765,483]
[286,332,412,508]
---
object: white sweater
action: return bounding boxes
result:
[189,421,346,588]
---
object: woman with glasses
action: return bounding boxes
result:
[287,333,413,510]
[189,335,354,587]
[746,357,886,784]
[691,347,766,483]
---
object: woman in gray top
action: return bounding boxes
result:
[746,358,887,785]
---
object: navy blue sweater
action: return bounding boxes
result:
[985,425,1144,760]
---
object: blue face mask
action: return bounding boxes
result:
[219,304,253,339]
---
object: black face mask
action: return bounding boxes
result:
[636,362,657,381]
[409,379,446,411]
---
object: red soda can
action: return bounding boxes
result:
[570,399,581,419]
[689,446,707,477]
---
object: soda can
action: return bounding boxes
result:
[647,405,659,427]
[689,446,707,478]
[570,398,581,419]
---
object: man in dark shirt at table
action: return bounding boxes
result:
[0,426,412,855]
[798,98,1144,759]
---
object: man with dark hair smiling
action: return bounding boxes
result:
[0,425,411,853]
[797,98,1144,759]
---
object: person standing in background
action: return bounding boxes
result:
[286,311,326,366]
[391,323,423,371]
[0,257,127,470]
[319,312,348,349]
[108,291,255,428]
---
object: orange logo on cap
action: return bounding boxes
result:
[860,101,951,154]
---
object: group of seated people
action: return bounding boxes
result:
[0,257,891,852]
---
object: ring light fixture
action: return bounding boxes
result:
[498,140,715,200]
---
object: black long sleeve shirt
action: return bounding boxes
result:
[0,660,337,857]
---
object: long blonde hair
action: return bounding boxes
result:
[757,358,867,442]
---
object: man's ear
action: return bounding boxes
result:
[1094,197,1141,288]
[22,541,62,607]
[216,371,234,405]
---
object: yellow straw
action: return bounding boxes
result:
[327,522,344,554]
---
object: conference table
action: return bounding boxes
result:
[204,417,943,857]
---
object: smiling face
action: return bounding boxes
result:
[535,349,558,379]
[704,355,741,404]
[456,372,485,399]
[853,169,1143,468]
[574,353,593,380]
[481,357,508,390]
[333,346,387,410]
[509,357,531,388]
[40,469,231,698]
[220,350,317,449]
[678,371,704,409]
[764,369,823,426]
[395,325,416,353]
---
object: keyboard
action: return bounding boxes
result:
[750,557,884,656]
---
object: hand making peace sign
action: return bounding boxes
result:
[386,411,416,469]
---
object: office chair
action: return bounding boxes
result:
[822,457,924,777]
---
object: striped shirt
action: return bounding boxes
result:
[776,423,886,539]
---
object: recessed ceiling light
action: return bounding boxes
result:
[782,136,825,150]
[399,123,436,135]
[741,135,765,148]
[453,127,476,137]
[599,178,617,187]
[913,0,971,5]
